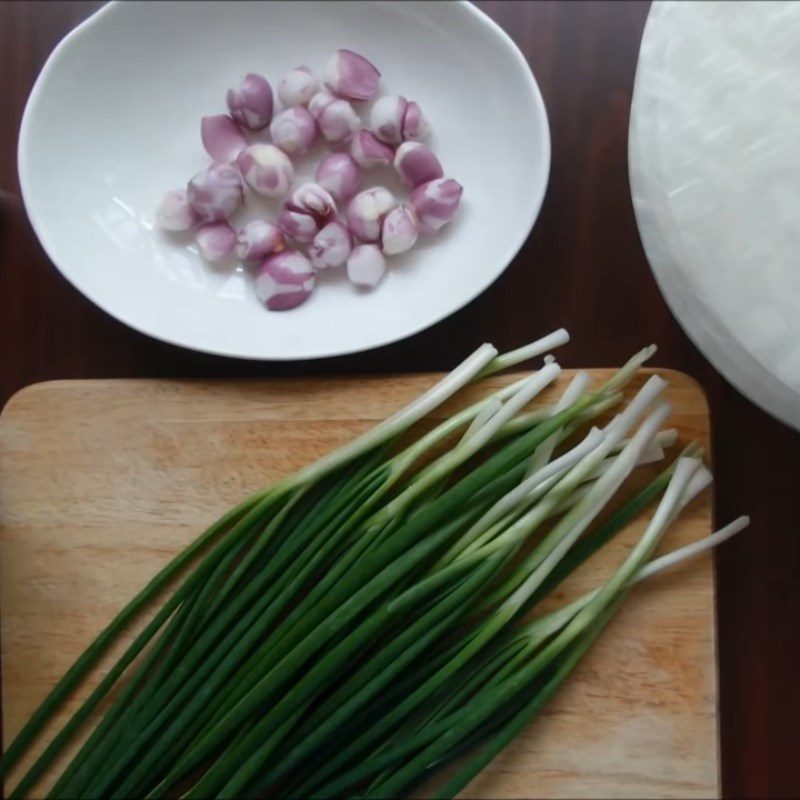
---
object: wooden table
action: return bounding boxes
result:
[0,2,797,798]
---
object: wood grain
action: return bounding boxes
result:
[2,3,798,798]
[0,370,716,799]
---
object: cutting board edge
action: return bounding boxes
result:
[0,366,710,422]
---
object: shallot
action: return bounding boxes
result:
[410,178,463,233]
[346,187,396,242]
[308,89,336,121]
[381,205,418,255]
[236,220,285,261]
[308,220,353,269]
[371,96,430,144]
[278,66,319,107]
[394,142,443,188]
[279,183,337,243]
[226,73,273,131]
[347,243,386,287]
[323,49,380,102]
[401,100,430,141]
[200,115,247,163]
[186,163,244,222]
[315,153,361,202]
[292,183,337,218]
[195,222,236,263]
[310,93,360,146]
[156,189,196,231]
[277,211,316,244]
[236,144,293,198]
[351,129,394,169]
[270,107,317,156]
[254,251,315,310]
[370,95,407,144]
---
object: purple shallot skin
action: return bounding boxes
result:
[227,73,273,130]
[323,49,381,102]
[322,100,361,145]
[381,205,418,255]
[186,163,244,223]
[201,115,247,163]
[351,129,395,169]
[279,183,337,243]
[254,251,315,311]
[410,178,463,233]
[156,189,197,231]
[308,89,335,121]
[270,107,317,156]
[195,222,237,263]
[347,244,386,287]
[236,220,285,261]
[401,101,430,141]
[394,142,443,188]
[278,66,319,107]
[278,209,319,243]
[236,144,293,198]
[308,220,353,269]
[370,95,408,144]
[371,96,430,144]
[346,187,396,242]
[315,153,361,202]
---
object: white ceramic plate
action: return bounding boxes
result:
[19,0,549,360]
[630,1,800,430]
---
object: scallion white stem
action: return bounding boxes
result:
[521,494,748,645]
[296,343,499,485]
[638,515,749,579]
[526,371,590,476]
[501,403,673,607]
[477,329,570,378]
[443,426,606,564]
[378,364,563,521]
[461,398,503,443]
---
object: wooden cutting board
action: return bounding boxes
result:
[0,370,718,798]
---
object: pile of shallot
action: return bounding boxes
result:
[156,50,462,311]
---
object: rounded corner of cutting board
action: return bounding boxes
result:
[0,380,75,431]
[0,378,107,429]
[654,368,711,412]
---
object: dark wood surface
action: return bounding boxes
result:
[1,2,797,798]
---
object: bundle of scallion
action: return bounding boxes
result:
[1,330,748,800]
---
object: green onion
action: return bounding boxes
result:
[1,331,749,800]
